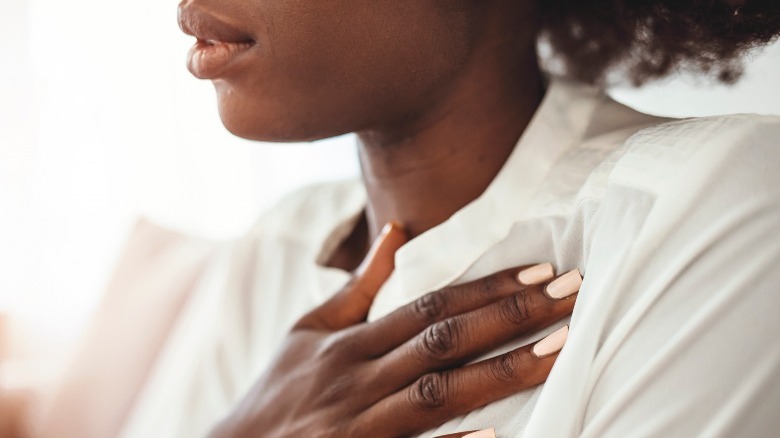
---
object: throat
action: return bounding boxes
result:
[360,141,517,241]
[356,82,544,243]
[334,16,545,265]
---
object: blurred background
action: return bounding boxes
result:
[1,0,779,391]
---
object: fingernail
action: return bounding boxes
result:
[463,429,496,438]
[544,269,582,299]
[516,262,555,286]
[379,221,401,237]
[532,325,569,358]
[355,221,404,276]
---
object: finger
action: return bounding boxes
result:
[373,272,577,392]
[295,221,407,331]
[352,326,569,438]
[358,263,558,355]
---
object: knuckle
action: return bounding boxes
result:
[468,271,511,299]
[411,291,448,323]
[317,333,353,360]
[408,372,449,412]
[457,275,501,301]
[479,274,500,297]
[500,290,531,326]
[416,319,460,362]
[490,353,521,384]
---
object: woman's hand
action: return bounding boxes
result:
[211,223,578,438]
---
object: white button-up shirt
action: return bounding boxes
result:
[44,80,780,438]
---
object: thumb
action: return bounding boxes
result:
[296,221,407,331]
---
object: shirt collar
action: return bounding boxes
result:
[368,79,607,319]
[314,79,610,319]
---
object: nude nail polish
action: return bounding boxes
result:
[516,263,555,286]
[532,325,569,358]
[379,221,400,237]
[544,269,582,299]
[463,428,496,438]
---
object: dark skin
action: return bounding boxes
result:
[0,1,558,437]
[179,0,543,247]
[179,0,564,436]
[355,0,543,244]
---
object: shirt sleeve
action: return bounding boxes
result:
[523,115,780,438]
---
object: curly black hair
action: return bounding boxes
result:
[539,0,780,85]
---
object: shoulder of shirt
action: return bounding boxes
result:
[608,113,780,193]
[626,112,780,148]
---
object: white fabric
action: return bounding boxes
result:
[54,80,780,438]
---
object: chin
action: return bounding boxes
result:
[216,104,288,142]
[214,82,350,143]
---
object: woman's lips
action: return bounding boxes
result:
[178,2,255,79]
[187,39,254,79]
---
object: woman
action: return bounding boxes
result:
[13,0,780,437]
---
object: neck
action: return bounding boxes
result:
[357,38,544,242]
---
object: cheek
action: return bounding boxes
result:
[214,2,472,141]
